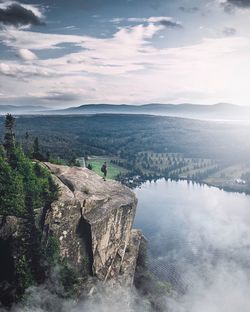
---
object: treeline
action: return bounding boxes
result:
[0,114,58,218]
[0,114,61,304]
[0,114,248,190]
[21,132,80,167]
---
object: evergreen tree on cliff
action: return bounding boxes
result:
[0,146,25,217]
[4,114,17,168]
[0,114,59,297]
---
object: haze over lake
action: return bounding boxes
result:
[135,180,250,312]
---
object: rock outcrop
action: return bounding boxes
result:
[42,163,142,285]
[0,162,143,303]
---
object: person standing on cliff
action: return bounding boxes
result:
[101,161,107,181]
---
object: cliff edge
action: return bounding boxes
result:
[43,163,143,286]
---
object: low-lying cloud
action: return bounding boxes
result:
[135,180,250,311]
[0,283,152,312]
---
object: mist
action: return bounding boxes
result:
[0,283,151,312]
[135,179,250,312]
[1,180,250,312]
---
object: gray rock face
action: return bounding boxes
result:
[0,162,142,293]
[42,163,140,284]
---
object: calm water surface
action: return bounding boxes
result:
[134,179,250,297]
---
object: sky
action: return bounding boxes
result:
[0,0,250,108]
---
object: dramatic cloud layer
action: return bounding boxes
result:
[0,20,250,106]
[0,0,250,106]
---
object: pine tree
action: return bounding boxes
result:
[33,137,39,154]
[4,114,17,167]
[5,113,15,134]
[32,137,44,161]
[0,146,25,217]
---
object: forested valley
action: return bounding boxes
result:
[1,114,250,192]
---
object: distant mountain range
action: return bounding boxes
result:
[50,103,250,120]
[0,103,250,120]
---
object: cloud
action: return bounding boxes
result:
[0,21,250,106]
[0,282,152,312]
[0,62,55,78]
[223,27,237,36]
[0,23,163,62]
[17,48,37,61]
[0,27,85,50]
[111,16,183,29]
[179,6,199,13]
[41,92,81,102]
[135,180,250,312]
[63,25,79,31]
[227,0,250,7]
[0,2,44,27]
[159,19,183,29]
[220,0,250,12]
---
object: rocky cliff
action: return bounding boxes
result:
[0,163,143,299]
[43,163,143,286]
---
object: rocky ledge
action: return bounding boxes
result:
[42,163,143,286]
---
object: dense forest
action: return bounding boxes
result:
[1,114,250,190]
[0,114,249,162]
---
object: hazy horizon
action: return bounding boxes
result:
[0,102,246,110]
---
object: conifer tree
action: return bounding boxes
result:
[32,137,44,161]
[0,146,25,217]
[1,114,59,288]
[3,114,17,167]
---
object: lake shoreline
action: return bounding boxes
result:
[128,176,250,196]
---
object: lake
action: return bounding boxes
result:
[134,179,250,312]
